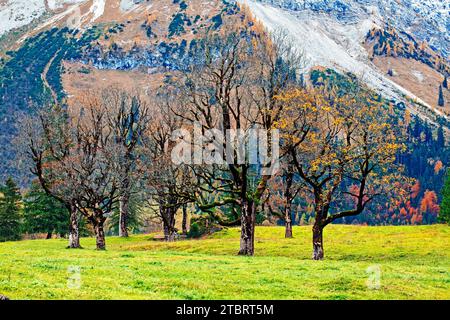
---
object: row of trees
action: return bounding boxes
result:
[17,24,409,260]
[21,94,149,249]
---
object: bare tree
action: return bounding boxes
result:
[143,97,195,241]
[67,94,120,250]
[20,105,82,248]
[103,88,150,237]
[169,25,304,255]
[21,94,121,250]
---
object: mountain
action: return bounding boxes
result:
[0,0,237,181]
[245,0,449,126]
[0,0,448,188]
[251,1,449,56]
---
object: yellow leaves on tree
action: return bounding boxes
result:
[404,109,411,127]
[237,2,264,34]
[418,41,428,52]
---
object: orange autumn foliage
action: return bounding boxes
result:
[399,207,407,216]
[411,213,423,225]
[434,160,444,174]
[420,190,440,215]
[411,180,420,199]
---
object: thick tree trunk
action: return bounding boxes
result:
[46,232,52,240]
[312,223,324,260]
[163,224,176,241]
[94,219,106,250]
[238,200,255,256]
[119,192,130,238]
[182,204,188,235]
[164,227,176,242]
[68,204,81,249]
[285,217,293,239]
[162,207,177,242]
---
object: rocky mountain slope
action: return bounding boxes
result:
[0,0,449,182]
[252,0,449,57]
[243,0,449,126]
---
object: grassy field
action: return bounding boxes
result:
[0,225,449,300]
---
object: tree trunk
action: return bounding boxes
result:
[164,228,176,242]
[312,223,324,260]
[285,215,293,238]
[284,170,294,238]
[94,219,106,250]
[163,224,176,242]
[163,208,177,242]
[68,204,81,249]
[285,202,293,238]
[238,200,255,256]
[182,204,188,235]
[119,170,131,238]
[119,192,129,238]
[46,232,52,240]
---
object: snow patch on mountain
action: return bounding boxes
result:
[251,0,450,58]
[48,0,104,30]
[120,0,143,12]
[0,0,92,36]
[20,2,85,38]
[0,0,46,35]
[47,0,86,11]
[87,0,105,22]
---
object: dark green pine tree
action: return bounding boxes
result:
[0,178,22,242]
[438,85,445,107]
[443,76,448,89]
[23,181,68,239]
[440,169,450,224]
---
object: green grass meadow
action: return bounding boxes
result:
[0,225,449,300]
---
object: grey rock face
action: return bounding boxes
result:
[251,0,449,58]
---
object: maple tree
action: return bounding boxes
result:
[277,84,406,260]
[169,22,303,255]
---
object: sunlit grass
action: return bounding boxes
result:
[0,225,448,300]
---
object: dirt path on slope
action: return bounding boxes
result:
[41,49,61,104]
